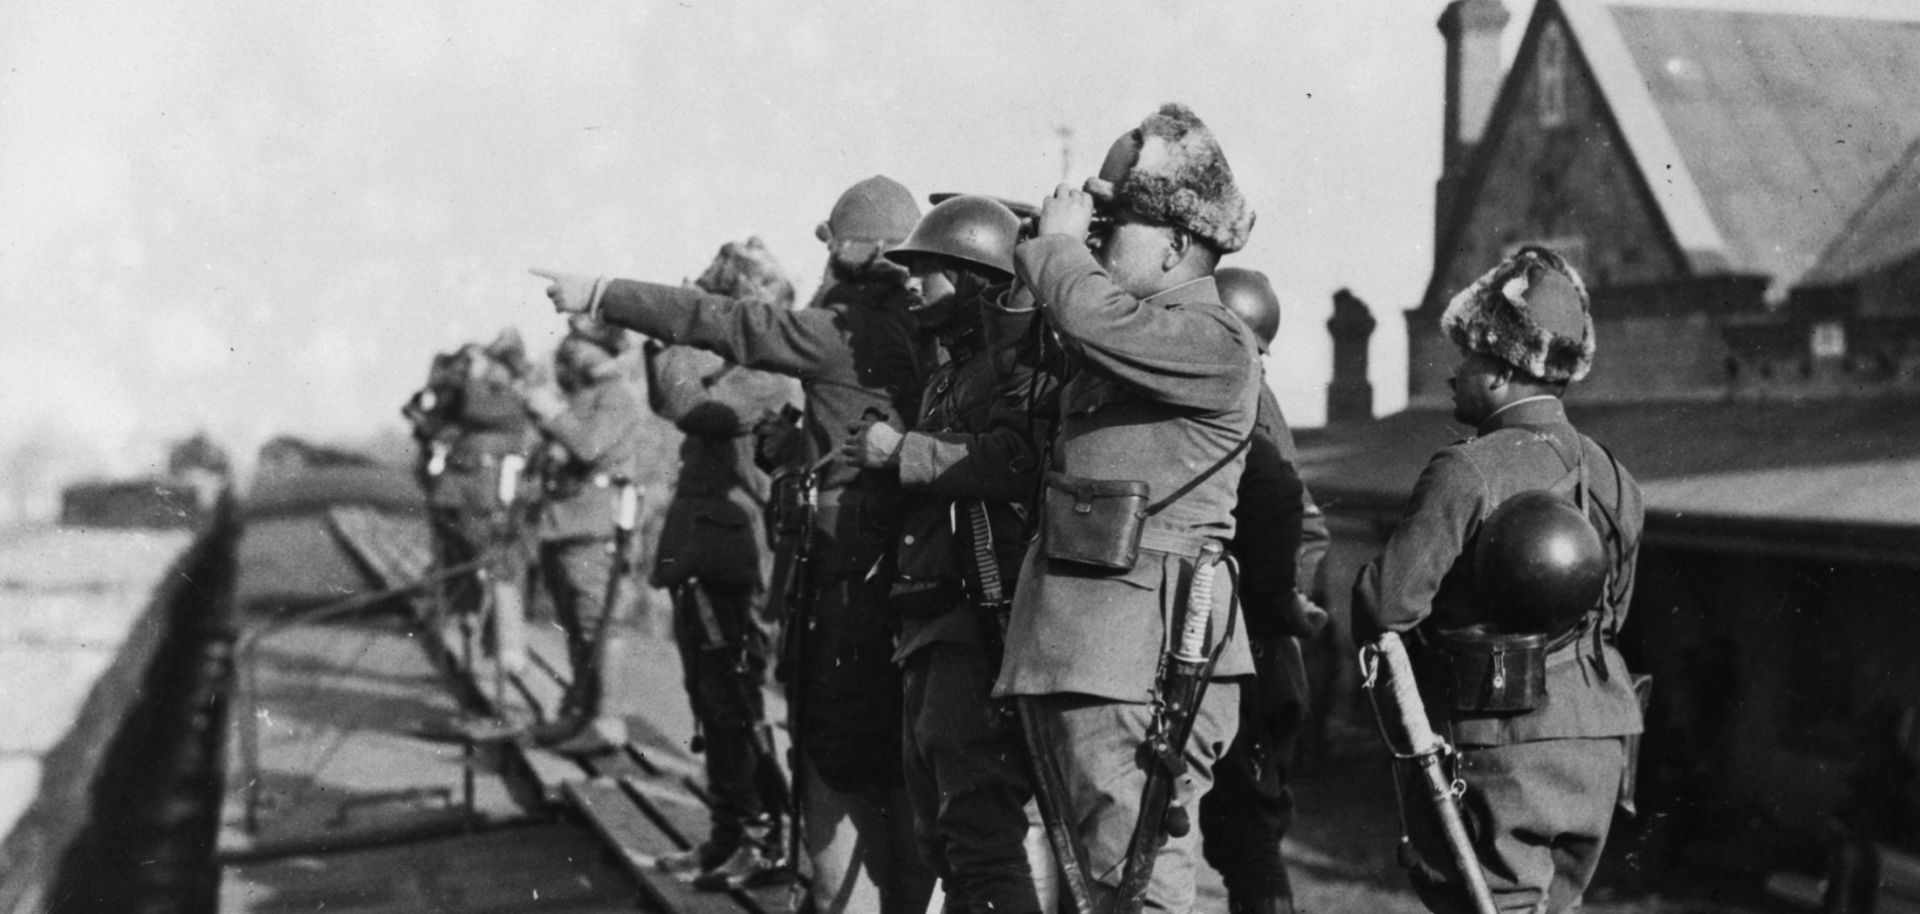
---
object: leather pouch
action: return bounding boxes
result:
[1042,472,1149,572]
[1417,626,1548,713]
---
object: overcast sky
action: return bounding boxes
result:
[0,0,1543,509]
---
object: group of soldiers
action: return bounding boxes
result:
[412,101,1648,914]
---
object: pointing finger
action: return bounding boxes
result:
[528,267,561,281]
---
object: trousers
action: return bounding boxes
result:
[903,639,1042,914]
[1200,634,1308,903]
[670,579,785,850]
[1402,737,1628,914]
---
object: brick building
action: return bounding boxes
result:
[1301,0,1920,889]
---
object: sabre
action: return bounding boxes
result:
[1115,542,1225,914]
[1362,632,1499,914]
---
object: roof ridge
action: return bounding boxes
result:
[1593,0,1920,21]
[1804,133,1920,287]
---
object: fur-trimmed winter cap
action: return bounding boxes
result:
[1440,246,1595,384]
[1089,103,1255,254]
[696,236,796,308]
[819,175,920,243]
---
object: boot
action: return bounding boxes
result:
[691,816,789,891]
[656,839,732,876]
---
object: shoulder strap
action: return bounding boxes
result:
[1146,427,1255,516]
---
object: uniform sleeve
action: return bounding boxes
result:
[536,382,645,471]
[1297,487,1332,601]
[598,279,846,381]
[645,345,766,437]
[1014,235,1251,411]
[896,367,1057,502]
[1351,446,1488,642]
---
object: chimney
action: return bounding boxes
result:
[1327,289,1378,424]
[1436,0,1510,244]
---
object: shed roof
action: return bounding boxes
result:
[1298,396,1920,564]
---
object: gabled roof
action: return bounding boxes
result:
[1803,134,1920,287]
[1439,0,1920,294]
[1297,397,1920,565]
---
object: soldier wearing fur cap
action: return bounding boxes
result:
[1352,246,1646,914]
[514,326,646,754]
[406,329,539,673]
[992,103,1262,913]
[644,237,802,890]
[532,175,938,914]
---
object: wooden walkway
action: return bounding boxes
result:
[325,507,794,914]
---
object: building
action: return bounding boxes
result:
[1302,0,1920,888]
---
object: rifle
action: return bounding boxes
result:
[779,454,831,883]
[1361,631,1499,914]
[960,494,1095,914]
[1115,541,1227,914]
[583,476,642,712]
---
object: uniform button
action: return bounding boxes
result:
[903,534,916,545]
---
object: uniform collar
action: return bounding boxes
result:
[1142,275,1221,307]
[1479,395,1566,434]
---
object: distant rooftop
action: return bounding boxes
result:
[1581,0,1920,287]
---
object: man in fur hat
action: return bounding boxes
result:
[1352,246,1646,914]
[532,176,938,914]
[992,103,1262,913]
[406,328,538,676]
[644,238,801,890]
[515,327,646,754]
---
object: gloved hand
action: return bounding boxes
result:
[530,267,602,315]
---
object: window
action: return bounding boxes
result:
[1538,23,1568,128]
[1811,321,1847,359]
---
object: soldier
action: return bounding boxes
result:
[531,175,938,914]
[512,325,646,754]
[840,195,1053,914]
[992,103,1262,913]
[1352,246,1646,914]
[405,329,537,675]
[645,238,801,890]
[1200,268,1329,914]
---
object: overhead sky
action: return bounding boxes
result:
[0,0,1544,518]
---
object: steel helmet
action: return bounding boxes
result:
[1474,490,1607,635]
[885,195,1020,280]
[1215,267,1281,352]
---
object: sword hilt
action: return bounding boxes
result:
[1172,542,1223,665]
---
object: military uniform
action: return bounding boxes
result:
[1353,396,1644,913]
[890,299,1053,914]
[994,234,1260,912]
[1200,380,1313,914]
[525,356,646,736]
[646,341,796,872]
[415,347,535,628]
[593,268,936,913]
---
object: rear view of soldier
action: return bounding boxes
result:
[1353,246,1647,914]
[405,330,538,676]
[645,238,801,890]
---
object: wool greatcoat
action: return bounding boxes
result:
[647,343,795,851]
[993,234,1259,911]
[890,299,1054,914]
[1352,395,1646,914]
[596,275,932,792]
